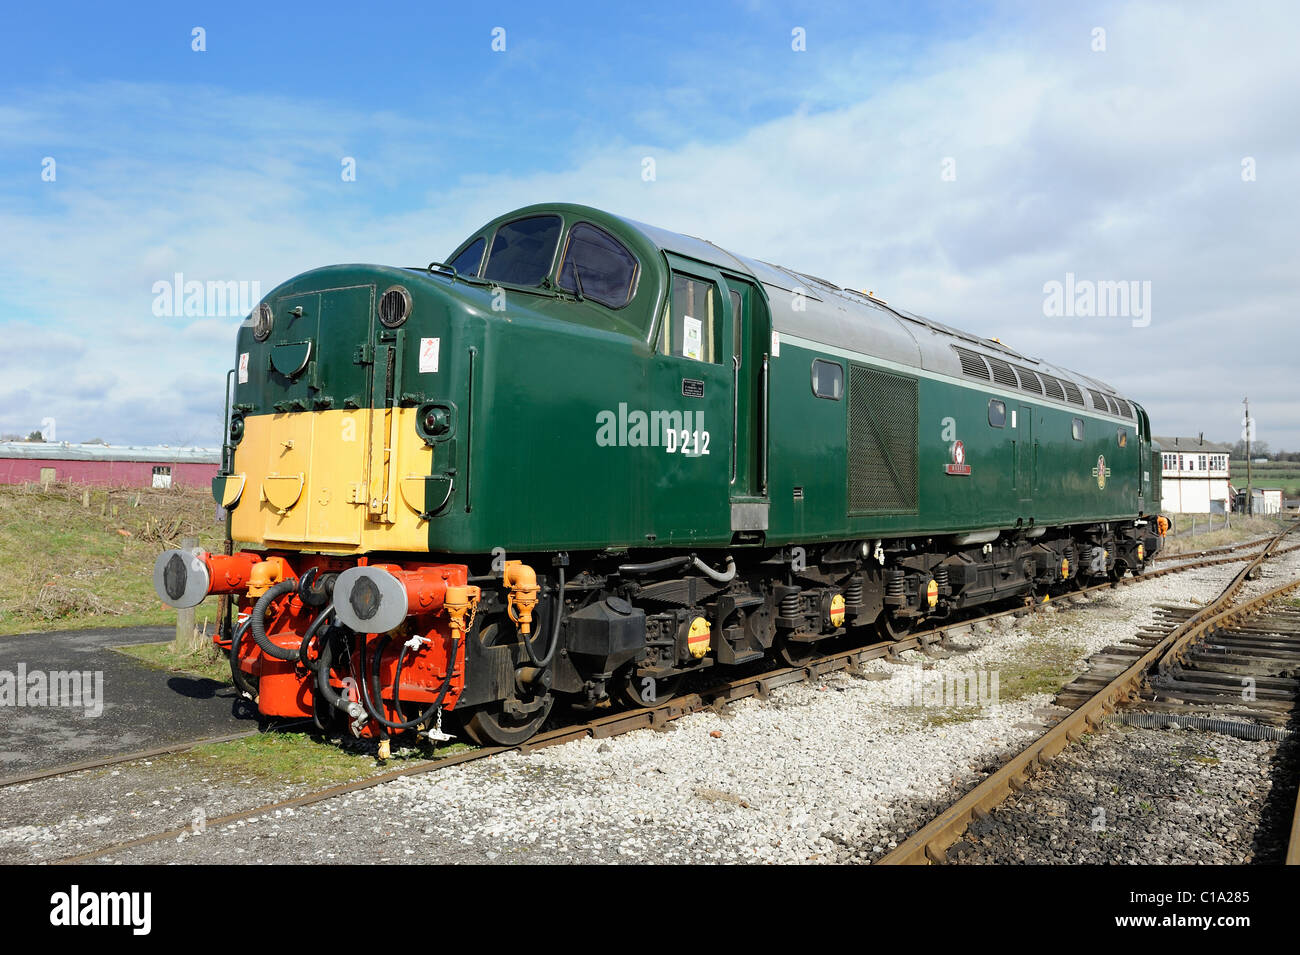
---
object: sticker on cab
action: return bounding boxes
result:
[419,337,440,373]
[238,352,249,383]
[682,315,702,361]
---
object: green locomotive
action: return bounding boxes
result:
[154,202,1165,746]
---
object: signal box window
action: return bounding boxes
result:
[1072,418,1085,441]
[811,359,843,399]
[448,237,486,277]
[660,273,719,363]
[483,215,562,286]
[556,223,639,308]
[988,399,1006,427]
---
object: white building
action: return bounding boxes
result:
[1155,435,1232,514]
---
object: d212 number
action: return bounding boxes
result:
[664,429,710,456]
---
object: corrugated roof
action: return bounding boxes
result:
[0,442,220,463]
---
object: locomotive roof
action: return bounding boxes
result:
[465,203,1140,423]
[614,213,1136,423]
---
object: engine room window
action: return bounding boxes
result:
[483,215,561,286]
[556,223,639,308]
[1072,418,1085,441]
[659,273,719,363]
[988,399,1006,427]
[448,237,485,277]
[811,359,843,399]
[1117,429,1128,448]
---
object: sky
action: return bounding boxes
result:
[1,0,1296,449]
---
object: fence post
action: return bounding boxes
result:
[174,536,198,654]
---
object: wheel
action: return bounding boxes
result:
[458,620,554,746]
[777,634,822,666]
[618,670,682,708]
[462,698,553,746]
[874,610,910,642]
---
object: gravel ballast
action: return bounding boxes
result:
[3,551,1295,865]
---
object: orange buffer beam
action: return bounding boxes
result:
[333,563,469,634]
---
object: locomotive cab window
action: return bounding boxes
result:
[483,215,561,286]
[448,237,486,278]
[1072,418,1085,441]
[811,359,843,399]
[659,273,720,363]
[556,223,639,308]
[988,398,1006,427]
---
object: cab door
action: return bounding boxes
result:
[645,254,740,544]
[719,272,771,538]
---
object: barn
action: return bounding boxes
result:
[0,442,220,488]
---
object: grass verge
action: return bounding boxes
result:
[0,481,224,636]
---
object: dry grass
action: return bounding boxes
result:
[0,481,225,635]
[1159,515,1290,556]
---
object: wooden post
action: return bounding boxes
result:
[174,536,198,654]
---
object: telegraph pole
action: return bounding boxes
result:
[1244,397,1253,516]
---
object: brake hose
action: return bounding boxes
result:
[365,632,461,732]
[520,565,565,668]
[249,579,301,661]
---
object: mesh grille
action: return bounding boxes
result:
[953,346,990,380]
[1114,397,1133,418]
[987,357,1018,389]
[1087,388,1109,411]
[1041,375,1066,400]
[848,363,918,514]
[1063,381,1085,405]
[1012,365,1043,394]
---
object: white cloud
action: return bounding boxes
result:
[2,0,1297,450]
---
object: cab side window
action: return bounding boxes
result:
[448,237,485,278]
[483,215,562,286]
[556,223,639,308]
[659,273,720,363]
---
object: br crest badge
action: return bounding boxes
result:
[945,440,971,476]
[1092,454,1111,489]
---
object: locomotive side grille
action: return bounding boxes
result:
[953,346,991,380]
[1115,397,1133,418]
[1041,374,1066,400]
[848,363,918,514]
[1087,388,1109,411]
[1012,365,1043,394]
[1062,381,1085,405]
[986,357,1019,389]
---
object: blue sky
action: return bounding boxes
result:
[2,1,1298,449]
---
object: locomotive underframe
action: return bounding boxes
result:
[216,518,1160,745]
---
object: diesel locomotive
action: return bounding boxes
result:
[153,202,1165,746]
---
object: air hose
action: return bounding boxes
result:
[228,617,258,699]
[520,565,565,668]
[249,579,301,661]
[365,632,461,731]
[314,627,361,716]
[298,603,335,670]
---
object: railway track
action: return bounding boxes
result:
[877,523,1300,865]
[26,533,1287,864]
[12,535,1279,795]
